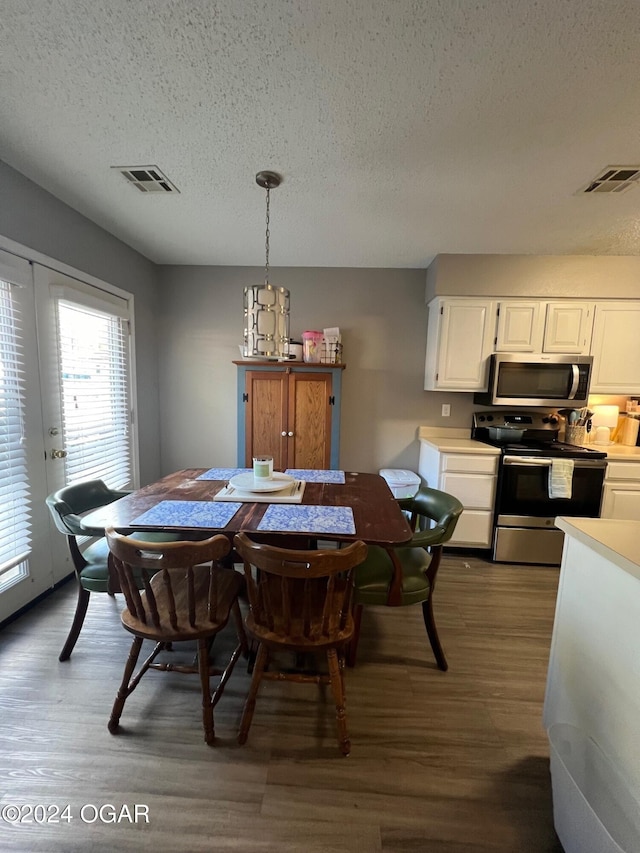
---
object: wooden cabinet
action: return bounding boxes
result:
[424,298,496,391]
[418,442,499,547]
[600,459,640,520]
[590,302,640,394]
[235,362,344,470]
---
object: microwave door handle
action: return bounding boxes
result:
[567,364,580,399]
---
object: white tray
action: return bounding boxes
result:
[214,480,306,504]
[229,471,294,493]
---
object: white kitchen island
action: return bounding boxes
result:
[544,517,640,853]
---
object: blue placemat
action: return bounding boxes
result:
[196,468,252,481]
[130,501,242,528]
[284,469,346,484]
[257,505,355,535]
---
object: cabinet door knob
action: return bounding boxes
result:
[288,431,294,437]
[281,431,287,436]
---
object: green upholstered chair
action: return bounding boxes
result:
[346,486,463,671]
[46,479,176,661]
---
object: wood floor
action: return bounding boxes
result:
[0,553,564,852]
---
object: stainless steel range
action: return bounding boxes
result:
[472,411,607,565]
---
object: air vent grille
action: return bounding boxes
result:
[112,165,180,194]
[582,166,640,194]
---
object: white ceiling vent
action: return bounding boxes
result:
[582,166,640,194]
[112,166,180,194]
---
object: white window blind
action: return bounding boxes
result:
[0,279,31,578]
[56,299,132,489]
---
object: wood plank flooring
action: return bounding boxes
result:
[0,553,564,852]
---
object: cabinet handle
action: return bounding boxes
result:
[281,431,287,436]
[288,431,294,437]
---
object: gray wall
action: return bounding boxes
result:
[156,266,430,475]
[0,160,162,484]
[427,254,640,300]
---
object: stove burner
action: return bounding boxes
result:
[471,410,607,460]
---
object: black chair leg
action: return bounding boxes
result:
[59,584,90,661]
[421,597,448,671]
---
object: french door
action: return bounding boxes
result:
[0,250,52,620]
[0,250,137,623]
[35,267,135,498]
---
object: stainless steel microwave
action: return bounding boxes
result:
[474,354,593,407]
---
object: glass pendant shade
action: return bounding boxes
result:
[243,284,290,359]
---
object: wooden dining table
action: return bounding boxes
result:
[82,468,413,547]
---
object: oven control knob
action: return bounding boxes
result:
[548,416,559,425]
[478,415,486,422]
[486,415,494,422]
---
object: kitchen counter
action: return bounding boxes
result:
[555,516,640,580]
[595,442,640,459]
[544,516,640,849]
[418,427,501,455]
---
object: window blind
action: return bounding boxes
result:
[0,279,31,576]
[56,300,132,490]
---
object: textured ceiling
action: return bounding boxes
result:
[2,0,640,267]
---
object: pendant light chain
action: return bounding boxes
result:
[264,185,271,287]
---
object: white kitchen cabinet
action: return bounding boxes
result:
[419,442,499,547]
[590,302,640,394]
[600,460,640,520]
[424,298,496,391]
[495,301,544,352]
[495,300,594,353]
[543,301,594,353]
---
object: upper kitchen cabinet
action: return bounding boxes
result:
[543,302,594,354]
[425,298,496,391]
[495,300,594,353]
[495,301,544,352]
[235,362,344,470]
[590,302,640,394]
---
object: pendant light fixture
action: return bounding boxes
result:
[243,170,290,360]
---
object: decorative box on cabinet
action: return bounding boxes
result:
[418,442,499,548]
[235,362,344,470]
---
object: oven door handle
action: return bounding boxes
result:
[503,456,552,466]
[503,455,607,469]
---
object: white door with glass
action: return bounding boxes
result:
[0,250,53,621]
[35,267,135,504]
[0,251,136,623]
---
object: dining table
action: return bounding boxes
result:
[81,467,414,548]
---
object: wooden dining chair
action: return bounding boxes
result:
[106,529,248,746]
[46,479,177,661]
[233,532,368,756]
[346,486,463,670]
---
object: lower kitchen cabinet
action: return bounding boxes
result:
[418,443,499,547]
[600,459,640,520]
[235,362,344,470]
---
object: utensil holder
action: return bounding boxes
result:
[565,425,586,446]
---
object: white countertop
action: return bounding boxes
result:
[418,425,640,458]
[418,427,501,455]
[594,442,640,459]
[555,516,640,580]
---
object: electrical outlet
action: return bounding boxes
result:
[441,404,451,417]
